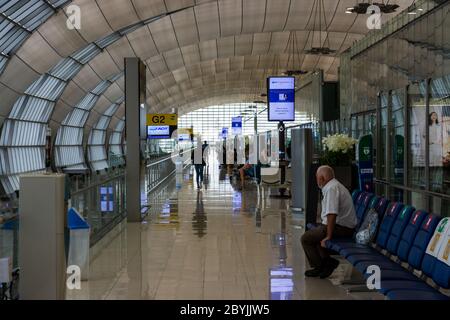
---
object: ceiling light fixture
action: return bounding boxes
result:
[304,0,336,55]
[346,2,399,14]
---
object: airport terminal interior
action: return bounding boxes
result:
[1,0,450,301]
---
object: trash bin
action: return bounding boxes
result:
[67,208,90,281]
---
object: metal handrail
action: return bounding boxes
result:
[71,169,125,196]
[146,148,194,168]
[374,178,450,201]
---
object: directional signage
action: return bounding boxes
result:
[147,114,178,126]
[232,117,242,135]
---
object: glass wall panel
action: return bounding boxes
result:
[428,76,450,216]
[408,81,427,210]
[389,89,405,202]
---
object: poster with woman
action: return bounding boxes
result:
[429,109,443,167]
[443,106,450,167]
[410,106,449,167]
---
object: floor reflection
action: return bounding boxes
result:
[70,153,384,300]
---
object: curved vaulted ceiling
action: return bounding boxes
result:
[0,0,416,193]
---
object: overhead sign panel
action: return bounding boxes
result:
[232,117,242,135]
[267,77,295,122]
[147,114,178,126]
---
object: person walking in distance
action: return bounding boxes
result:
[192,139,208,190]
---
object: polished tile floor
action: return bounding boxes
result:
[67,157,384,300]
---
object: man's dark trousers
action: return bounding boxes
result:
[301,224,354,268]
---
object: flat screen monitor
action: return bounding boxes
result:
[148,125,173,139]
[232,117,242,135]
[267,77,295,122]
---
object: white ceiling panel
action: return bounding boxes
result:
[60,81,87,107]
[164,48,185,71]
[75,0,112,42]
[107,37,137,69]
[16,32,61,74]
[96,0,140,30]
[172,68,190,83]
[147,54,169,76]
[217,36,235,58]
[252,33,271,55]
[263,0,290,32]
[38,11,88,57]
[149,16,179,53]
[229,56,244,71]
[88,51,121,80]
[219,0,242,37]
[0,56,39,93]
[269,32,290,53]
[165,0,195,12]
[171,8,199,47]
[242,0,265,34]
[199,40,218,61]
[72,65,101,92]
[235,34,253,56]
[181,44,201,65]
[215,58,230,74]
[127,27,159,60]
[195,1,220,41]
[0,83,20,117]
[285,0,315,30]
[186,64,202,79]
[159,73,177,88]
[103,83,123,103]
[200,60,216,76]
[132,0,167,20]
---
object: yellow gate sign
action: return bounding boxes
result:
[147,114,178,126]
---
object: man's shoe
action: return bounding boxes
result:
[319,258,339,279]
[304,268,322,277]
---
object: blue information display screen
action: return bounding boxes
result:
[232,117,242,135]
[100,187,114,212]
[221,127,228,139]
[267,77,295,122]
[148,125,176,139]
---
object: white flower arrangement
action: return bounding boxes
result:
[322,134,357,153]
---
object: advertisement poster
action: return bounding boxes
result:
[357,135,374,193]
[410,106,450,167]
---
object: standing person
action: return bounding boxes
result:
[301,166,357,279]
[192,140,208,189]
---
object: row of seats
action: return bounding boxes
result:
[325,190,450,300]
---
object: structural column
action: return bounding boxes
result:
[125,58,147,222]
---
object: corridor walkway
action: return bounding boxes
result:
[67,156,383,300]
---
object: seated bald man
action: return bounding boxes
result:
[301,166,357,278]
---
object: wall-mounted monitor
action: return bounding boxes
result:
[148,125,173,139]
[267,77,295,122]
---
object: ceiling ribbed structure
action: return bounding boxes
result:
[0,0,416,193]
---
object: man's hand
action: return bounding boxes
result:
[321,237,331,248]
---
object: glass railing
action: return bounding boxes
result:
[145,149,192,195]
[0,200,19,270]
[351,0,440,58]
[70,167,126,246]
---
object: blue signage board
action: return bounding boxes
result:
[232,117,242,135]
[267,77,295,122]
[100,186,114,212]
[221,127,229,139]
[358,135,374,193]
[148,125,174,139]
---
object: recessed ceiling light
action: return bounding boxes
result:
[407,11,417,15]
[417,8,423,11]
